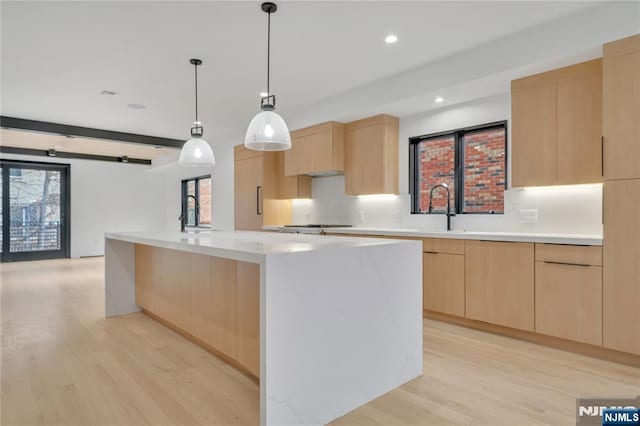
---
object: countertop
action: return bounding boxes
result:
[105,230,415,263]
[263,226,603,246]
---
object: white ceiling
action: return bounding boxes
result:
[0,1,607,142]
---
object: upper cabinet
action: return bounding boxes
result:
[344,114,399,195]
[276,151,312,199]
[285,121,345,177]
[603,34,640,180]
[511,59,603,187]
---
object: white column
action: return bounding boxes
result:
[104,238,140,317]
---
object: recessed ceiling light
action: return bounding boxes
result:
[127,103,146,110]
[101,90,118,96]
[434,96,444,103]
[260,92,269,97]
[385,34,398,44]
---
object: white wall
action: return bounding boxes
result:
[292,94,603,235]
[149,139,234,232]
[0,153,166,257]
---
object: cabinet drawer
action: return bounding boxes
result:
[535,243,602,266]
[535,261,602,346]
[423,238,465,255]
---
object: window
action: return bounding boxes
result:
[410,121,507,214]
[181,175,211,228]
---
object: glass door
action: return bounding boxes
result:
[0,160,70,262]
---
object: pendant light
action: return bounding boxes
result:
[179,58,215,167]
[244,2,291,151]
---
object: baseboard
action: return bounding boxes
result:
[424,310,640,368]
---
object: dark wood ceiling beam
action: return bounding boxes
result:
[0,116,184,149]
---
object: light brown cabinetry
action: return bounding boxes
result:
[234,145,296,230]
[345,114,399,195]
[423,252,465,317]
[135,244,260,377]
[603,35,640,180]
[285,121,344,176]
[534,244,602,346]
[557,72,603,184]
[601,34,640,356]
[276,151,312,199]
[511,59,603,187]
[512,84,557,187]
[465,240,535,331]
[422,238,465,316]
[603,180,640,355]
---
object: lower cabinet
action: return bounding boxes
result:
[535,261,602,346]
[423,252,465,316]
[328,233,634,356]
[465,240,535,331]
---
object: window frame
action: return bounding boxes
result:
[181,174,211,229]
[409,120,508,215]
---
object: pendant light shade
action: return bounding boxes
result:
[244,2,291,151]
[179,58,215,167]
[244,110,291,151]
[179,136,216,166]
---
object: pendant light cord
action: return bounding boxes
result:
[194,62,199,123]
[267,9,271,96]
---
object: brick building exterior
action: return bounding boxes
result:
[417,127,505,214]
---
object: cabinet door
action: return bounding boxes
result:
[234,155,264,230]
[298,135,315,175]
[511,85,557,187]
[535,262,602,346]
[603,51,640,180]
[345,127,364,195]
[362,124,385,195]
[603,180,640,355]
[557,73,603,184]
[310,130,330,173]
[465,240,535,331]
[284,136,300,176]
[423,252,465,317]
[285,134,314,176]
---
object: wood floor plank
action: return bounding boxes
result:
[1,257,638,426]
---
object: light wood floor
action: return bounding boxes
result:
[1,258,639,426]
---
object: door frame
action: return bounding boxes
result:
[0,159,71,262]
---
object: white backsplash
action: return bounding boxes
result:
[291,175,602,235]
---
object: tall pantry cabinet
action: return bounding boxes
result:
[234,145,293,230]
[602,34,640,356]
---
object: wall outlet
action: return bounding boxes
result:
[358,210,365,223]
[518,209,538,224]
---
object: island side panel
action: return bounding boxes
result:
[261,241,423,426]
[130,243,262,380]
[105,238,140,317]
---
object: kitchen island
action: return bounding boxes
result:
[104,230,422,426]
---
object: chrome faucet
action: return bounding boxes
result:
[179,194,199,232]
[428,183,455,231]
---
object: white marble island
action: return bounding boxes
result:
[105,230,423,426]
